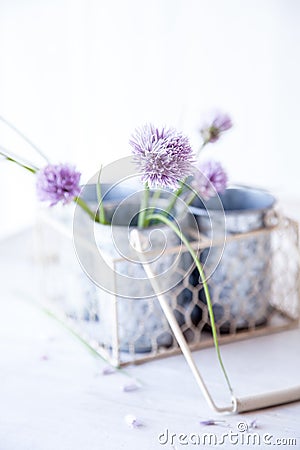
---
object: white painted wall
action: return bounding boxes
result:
[0,0,299,238]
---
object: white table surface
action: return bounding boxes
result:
[0,229,300,450]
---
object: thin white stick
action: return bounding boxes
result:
[130,229,236,414]
[0,115,49,163]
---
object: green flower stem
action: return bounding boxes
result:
[138,183,149,228]
[0,150,37,174]
[144,189,161,226]
[164,142,208,215]
[185,190,197,207]
[74,196,95,221]
[164,181,185,216]
[197,141,206,158]
[151,188,161,205]
[96,166,107,224]
[145,212,233,394]
[15,290,144,384]
[1,148,96,222]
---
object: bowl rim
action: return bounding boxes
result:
[189,185,276,216]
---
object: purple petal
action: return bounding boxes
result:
[122,383,140,392]
[124,415,144,428]
[102,366,116,375]
[200,419,227,426]
[200,112,232,144]
[249,419,258,429]
[212,113,233,132]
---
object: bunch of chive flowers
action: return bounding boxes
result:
[0,112,233,393]
[32,112,231,217]
[129,113,232,228]
[0,112,232,223]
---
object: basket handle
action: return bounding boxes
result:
[130,229,236,413]
[130,229,300,414]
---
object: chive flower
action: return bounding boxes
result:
[36,163,81,206]
[193,159,228,200]
[200,113,232,144]
[130,124,194,190]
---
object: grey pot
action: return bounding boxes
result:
[74,183,188,353]
[189,186,277,332]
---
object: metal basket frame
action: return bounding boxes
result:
[36,209,300,368]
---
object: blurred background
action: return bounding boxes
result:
[0,0,299,238]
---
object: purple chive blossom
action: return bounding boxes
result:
[200,113,232,144]
[130,124,194,190]
[193,160,228,200]
[36,163,81,206]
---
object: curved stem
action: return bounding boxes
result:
[1,148,96,222]
[0,148,37,173]
[164,142,208,215]
[164,181,185,216]
[74,196,95,221]
[145,212,233,394]
[185,190,197,208]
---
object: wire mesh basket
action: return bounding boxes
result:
[36,206,300,367]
